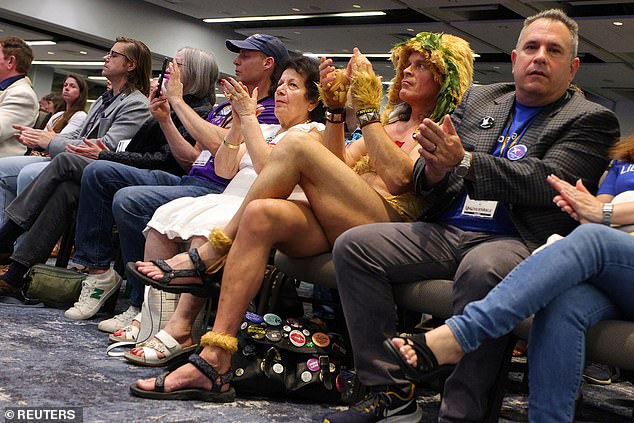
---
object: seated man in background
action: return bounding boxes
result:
[0,36,38,157]
[327,8,620,423]
[0,36,152,300]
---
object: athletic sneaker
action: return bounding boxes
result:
[64,269,122,320]
[97,305,141,333]
[323,384,422,423]
[583,362,620,385]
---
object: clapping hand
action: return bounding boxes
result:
[65,137,108,159]
[547,174,603,223]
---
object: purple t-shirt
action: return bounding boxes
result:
[187,95,278,186]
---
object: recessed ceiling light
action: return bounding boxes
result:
[79,51,88,55]
[613,21,624,26]
[406,28,415,32]
[292,8,300,12]
[342,49,349,53]
[353,4,361,8]
[203,10,385,23]
[47,51,55,55]
[304,53,391,58]
[33,60,104,66]
[294,31,301,35]
[26,40,56,46]
[88,76,108,80]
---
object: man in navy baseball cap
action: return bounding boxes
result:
[226,33,289,67]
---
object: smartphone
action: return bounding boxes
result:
[155,57,172,97]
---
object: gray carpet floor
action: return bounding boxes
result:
[1,299,632,422]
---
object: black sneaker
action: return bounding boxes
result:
[323,384,422,423]
[583,362,620,385]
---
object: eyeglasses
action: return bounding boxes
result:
[104,49,131,61]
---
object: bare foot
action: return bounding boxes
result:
[391,325,464,369]
[135,249,218,286]
[135,348,231,393]
[112,319,140,338]
[129,331,194,360]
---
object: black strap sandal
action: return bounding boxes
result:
[127,249,219,297]
[129,354,236,402]
[383,334,449,383]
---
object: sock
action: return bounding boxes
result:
[1,261,29,289]
[0,220,25,252]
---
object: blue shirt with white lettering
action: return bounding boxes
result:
[597,161,634,196]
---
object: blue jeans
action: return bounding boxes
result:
[0,155,50,225]
[446,224,634,423]
[72,160,224,308]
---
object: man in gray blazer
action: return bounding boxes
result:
[327,9,620,423]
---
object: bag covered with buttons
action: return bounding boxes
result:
[230,311,351,404]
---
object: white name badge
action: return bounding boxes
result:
[462,195,498,219]
[115,139,131,152]
[193,150,212,167]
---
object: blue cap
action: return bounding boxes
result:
[226,34,289,66]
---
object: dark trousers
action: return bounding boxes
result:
[332,222,530,422]
[6,153,92,273]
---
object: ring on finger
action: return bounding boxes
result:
[428,143,438,153]
[226,93,233,101]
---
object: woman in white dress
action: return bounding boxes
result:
[120,56,326,365]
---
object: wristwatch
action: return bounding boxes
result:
[356,111,380,128]
[602,203,614,226]
[325,109,345,123]
[454,151,472,178]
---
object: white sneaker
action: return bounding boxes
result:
[97,306,141,333]
[64,269,122,320]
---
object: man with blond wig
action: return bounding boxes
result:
[328,9,619,423]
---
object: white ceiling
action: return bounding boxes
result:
[3,0,634,104]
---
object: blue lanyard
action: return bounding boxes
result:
[497,108,540,158]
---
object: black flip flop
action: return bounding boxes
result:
[383,334,448,383]
[127,249,218,297]
[129,354,235,402]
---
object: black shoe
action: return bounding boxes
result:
[0,278,24,301]
[323,384,422,423]
[583,362,620,385]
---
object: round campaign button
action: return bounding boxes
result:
[286,317,302,328]
[234,368,245,377]
[301,371,313,383]
[245,311,264,324]
[263,313,283,326]
[302,329,311,337]
[335,372,345,392]
[242,343,256,355]
[265,328,282,343]
[289,330,306,347]
[312,332,330,348]
[306,358,320,372]
[247,324,266,340]
[272,363,284,374]
[240,321,248,331]
[329,363,337,373]
[282,325,292,333]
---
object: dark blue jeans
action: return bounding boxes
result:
[447,224,633,422]
[72,160,224,308]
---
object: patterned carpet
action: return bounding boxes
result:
[0,299,632,422]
